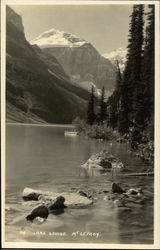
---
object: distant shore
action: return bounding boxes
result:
[6,122,74,128]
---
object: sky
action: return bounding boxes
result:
[10,4,133,54]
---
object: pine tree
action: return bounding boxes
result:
[99,86,106,124]
[128,5,144,119]
[118,6,138,133]
[118,70,130,134]
[87,86,96,125]
[142,5,155,128]
[130,5,145,145]
[130,5,155,146]
[109,93,119,129]
[118,5,144,138]
[109,61,122,130]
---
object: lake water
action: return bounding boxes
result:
[5,124,154,244]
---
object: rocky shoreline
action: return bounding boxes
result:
[22,187,93,222]
[116,134,154,166]
[133,141,154,166]
[22,181,151,223]
[73,118,154,167]
[20,150,153,224]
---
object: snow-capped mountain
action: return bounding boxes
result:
[30,28,88,48]
[103,47,127,72]
[6,7,90,124]
[30,28,117,91]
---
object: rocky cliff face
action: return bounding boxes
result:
[6,6,89,124]
[31,29,117,91]
[6,5,24,33]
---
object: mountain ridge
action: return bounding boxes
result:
[30,28,89,48]
[6,6,89,124]
[31,28,117,91]
[102,47,127,72]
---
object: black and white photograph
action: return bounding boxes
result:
[1,0,160,248]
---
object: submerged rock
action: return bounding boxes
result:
[126,188,142,196]
[112,182,125,194]
[113,199,125,207]
[105,183,147,210]
[81,150,124,170]
[48,196,67,210]
[77,190,88,197]
[24,188,93,222]
[23,187,93,208]
[35,217,46,223]
[23,187,40,201]
[77,190,93,199]
[26,205,49,222]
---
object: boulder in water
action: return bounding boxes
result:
[77,190,92,199]
[113,199,124,207]
[35,217,46,223]
[48,196,67,210]
[77,190,88,197]
[106,184,147,210]
[126,187,143,196]
[26,205,49,222]
[112,182,125,194]
[22,188,93,208]
[23,187,40,201]
[81,150,124,170]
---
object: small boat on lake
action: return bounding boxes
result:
[64,131,78,136]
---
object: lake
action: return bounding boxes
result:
[5,124,154,244]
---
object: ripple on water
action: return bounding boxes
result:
[5,125,154,244]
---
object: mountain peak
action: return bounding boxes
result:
[102,47,127,72]
[30,28,88,48]
[103,47,127,59]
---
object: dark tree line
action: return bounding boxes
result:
[106,4,155,147]
[86,5,154,147]
[87,85,107,125]
[87,86,96,125]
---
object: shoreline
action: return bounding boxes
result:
[6,122,154,166]
[6,122,74,128]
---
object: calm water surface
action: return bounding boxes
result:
[5,124,154,244]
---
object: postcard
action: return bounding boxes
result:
[1,0,160,249]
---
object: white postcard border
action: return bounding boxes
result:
[1,0,160,249]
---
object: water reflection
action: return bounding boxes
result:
[50,208,65,215]
[78,165,122,180]
[5,124,153,244]
[78,166,103,178]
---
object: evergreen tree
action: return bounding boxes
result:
[142,5,155,128]
[128,5,144,119]
[118,6,138,133]
[109,93,119,129]
[131,5,155,146]
[130,5,145,145]
[118,5,144,138]
[109,61,122,130]
[99,86,106,124]
[118,70,130,134]
[87,86,96,125]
